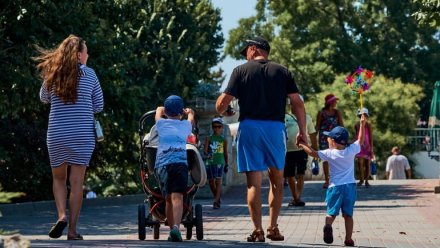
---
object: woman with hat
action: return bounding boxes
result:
[354,108,375,188]
[315,94,344,189]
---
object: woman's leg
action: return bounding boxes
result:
[365,159,371,186]
[358,158,365,185]
[67,165,86,237]
[51,163,68,222]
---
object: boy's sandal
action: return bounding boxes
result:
[67,234,83,240]
[213,201,220,209]
[48,220,67,239]
[246,230,265,242]
[266,226,284,241]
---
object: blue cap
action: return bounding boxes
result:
[323,126,349,146]
[164,95,184,117]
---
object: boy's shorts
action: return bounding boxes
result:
[236,119,286,172]
[284,150,308,177]
[326,183,356,217]
[155,163,188,198]
[206,164,223,180]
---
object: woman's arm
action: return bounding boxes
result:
[336,109,344,126]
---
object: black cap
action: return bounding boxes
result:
[240,36,271,57]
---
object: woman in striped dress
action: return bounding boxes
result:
[35,35,103,240]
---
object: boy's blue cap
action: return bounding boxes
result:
[164,95,184,117]
[212,117,223,124]
[323,126,349,146]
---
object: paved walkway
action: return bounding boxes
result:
[1,179,440,247]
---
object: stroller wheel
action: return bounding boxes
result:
[138,204,146,240]
[195,204,203,240]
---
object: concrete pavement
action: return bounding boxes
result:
[1,179,440,247]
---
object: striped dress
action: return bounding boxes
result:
[40,64,104,167]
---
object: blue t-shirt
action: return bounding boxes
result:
[155,118,192,168]
[318,141,361,188]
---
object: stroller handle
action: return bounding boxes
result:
[138,110,156,138]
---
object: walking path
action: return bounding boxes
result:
[1,179,440,247]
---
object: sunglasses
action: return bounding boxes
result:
[212,125,223,129]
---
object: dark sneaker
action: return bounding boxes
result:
[169,228,182,242]
[365,181,370,188]
[323,224,333,244]
[213,201,220,209]
[288,199,305,207]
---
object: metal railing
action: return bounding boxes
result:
[407,128,440,153]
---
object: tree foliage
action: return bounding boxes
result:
[305,74,424,165]
[412,0,440,27]
[226,0,440,119]
[0,0,223,201]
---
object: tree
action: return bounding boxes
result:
[225,0,440,119]
[412,0,440,27]
[0,0,223,201]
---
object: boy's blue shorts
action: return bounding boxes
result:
[326,183,356,217]
[206,164,223,180]
[236,119,286,173]
[155,163,188,198]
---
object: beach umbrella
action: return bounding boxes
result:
[428,81,440,128]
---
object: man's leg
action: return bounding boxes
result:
[287,176,297,201]
[267,167,284,229]
[323,161,330,188]
[245,171,263,231]
[343,214,354,241]
[296,174,304,201]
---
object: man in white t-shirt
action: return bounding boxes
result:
[386,146,411,180]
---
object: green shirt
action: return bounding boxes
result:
[206,134,225,166]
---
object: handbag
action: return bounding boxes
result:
[95,118,104,142]
[370,160,377,175]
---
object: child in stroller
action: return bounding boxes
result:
[138,95,206,241]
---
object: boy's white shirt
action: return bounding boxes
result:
[318,140,361,188]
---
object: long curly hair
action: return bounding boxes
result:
[34,35,84,104]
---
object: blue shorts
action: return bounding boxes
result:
[206,164,223,180]
[236,119,286,173]
[326,183,356,217]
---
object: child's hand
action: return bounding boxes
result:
[184,108,194,115]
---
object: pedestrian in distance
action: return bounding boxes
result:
[216,36,307,242]
[354,107,375,188]
[34,34,104,240]
[299,113,367,247]
[203,117,228,209]
[316,94,344,189]
[386,146,411,180]
[154,95,195,242]
[284,96,318,207]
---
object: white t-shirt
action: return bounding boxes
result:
[155,118,192,168]
[285,114,316,151]
[318,140,361,187]
[386,154,410,180]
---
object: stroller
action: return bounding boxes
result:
[137,110,207,240]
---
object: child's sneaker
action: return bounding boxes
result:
[323,224,333,244]
[344,239,355,246]
[169,228,182,242]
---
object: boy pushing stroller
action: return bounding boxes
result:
[154,95,195,242]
